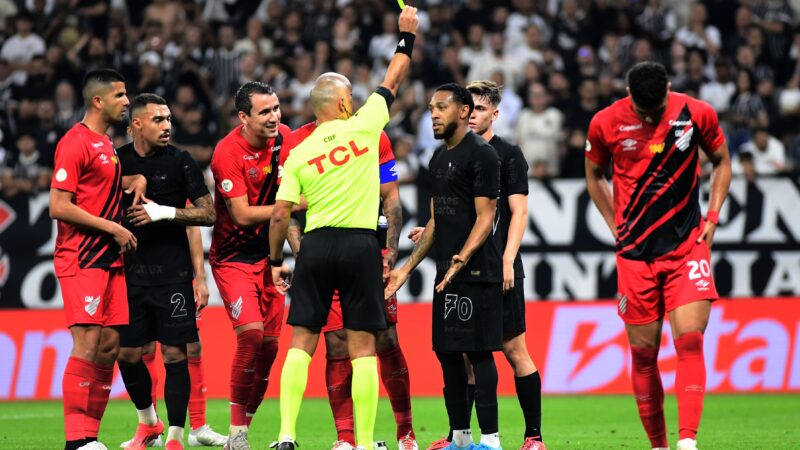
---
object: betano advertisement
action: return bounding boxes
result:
[1,299,799,401]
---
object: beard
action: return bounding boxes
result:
[433,121,458,140]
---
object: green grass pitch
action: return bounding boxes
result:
[0,394,798,449]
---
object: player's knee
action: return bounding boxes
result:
[97,345,120,366]
[324,331,349,358]
[142,341,157,355]
[186,341,202,358]
[376,327,399,353]
[161,344,188,363]
[117,347,142,365]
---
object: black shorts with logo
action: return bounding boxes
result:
[119,282,198,347]
[502,280,526,337]
[288,228,387,332]
[432,281,503,352]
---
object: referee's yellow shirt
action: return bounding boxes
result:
[277,92,389,232]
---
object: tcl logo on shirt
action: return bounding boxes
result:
[307,140,369,174]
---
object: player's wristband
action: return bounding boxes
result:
[706,210,720,225]
[269,258,284,267]
[395,32,415,57]
[142,202,176,222]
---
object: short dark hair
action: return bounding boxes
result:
[82,68,126,102]
[435,83,475,116]
[627,62,668,110]
[466,80,503,107]
[129,93,167,119]
[234,82,275,115]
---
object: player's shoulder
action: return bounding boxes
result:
[58,123,89,146]
[115,141,135,158]
[468,132,499,158]
[489,134,520,155]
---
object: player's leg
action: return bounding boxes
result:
[246,275,284,426]
[626,320,668,450]
[435,351,472,449]
[161,344,191,449]
[346,329,379,450]
[376,322,416,447]
[186,339,228,446]
[64,324,102,450]
[466,351,499,450]
[141,342,159,410]
[324,314,356,449]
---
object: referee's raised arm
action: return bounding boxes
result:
[379,6,419,98]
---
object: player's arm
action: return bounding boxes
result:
[268,199,294,294]
[380,180,401,272]
[436,196,497,292]
[121,174,147,205]
[49,188,137,253]
[378,6,419,97]
[585,158,616,239]
[224,195,275,228]
[385,200,435,299]
[698,141,731,247]
[186,226,209,311]
[287,215,303,256]
[504,193,527,292]
[127,194,216,227]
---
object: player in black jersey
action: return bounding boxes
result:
[115,94,215,450]
[386,83,503,450]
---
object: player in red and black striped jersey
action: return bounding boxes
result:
[208,81,290,449]
[49,69,145,450]
[585,62,732,450]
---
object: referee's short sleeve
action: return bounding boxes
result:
[472,146,501,199]
[349,91,391,135]
[276,163,301,204]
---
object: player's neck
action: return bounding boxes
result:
[80,111,110,136]
[240,125,268,149]
[132,137,158,157]
[444,124,470,149]
[480,128,495,142]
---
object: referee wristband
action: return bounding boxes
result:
[395,32,415,57]
[706,210,720,225]
[269,258,284,267]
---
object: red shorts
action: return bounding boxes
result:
[212,261,285,336]
[616,235,718,325]
[59,267,128,327]
[321,282,398,333]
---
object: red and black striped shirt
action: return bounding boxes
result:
[585,92,725,261]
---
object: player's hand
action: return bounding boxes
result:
[272,264,293,295]
[382,249,397,280]
[384,268,409,299]
[398,5,419,35]
[436,254,466,293]
[407,227,424,244]
[124,174,147,206]
[193,276,209,311]
[502,259,514,293]
[127,196,176,226]
[697,220,716,249]
[111,223,137,254]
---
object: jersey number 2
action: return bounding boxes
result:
[171,293,188,318]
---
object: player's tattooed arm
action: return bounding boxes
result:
[698,141,732,248]
[585,158,617,239]
[287,215,303,257]
[380,181,402,271]
[173,194,215,226]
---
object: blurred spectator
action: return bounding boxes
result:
[235,18,274,59]
[1,132,51,197]
[392,134,418,185]
[675,3,722,56]
[736,127,787,175]
[173,108,214,168]
[34,99,60,160]
[700,59,736,113]
[1,11,45,86]
[515,83,563,178]
[204,24,240,105]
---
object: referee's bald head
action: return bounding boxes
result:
[311,72,354,122]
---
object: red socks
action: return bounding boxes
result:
[378,346,414,440]
[142,352,158,410]
[675,332,706,441]
[188,356,207,430]
[326,355,355,446]
[245,337,279,427]
[230,329,262,427]
[630,346,667,448]
[62,356,94,441]
[84,362,114,439]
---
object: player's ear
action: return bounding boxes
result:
[237,110,248,124]
[492,107,499,121]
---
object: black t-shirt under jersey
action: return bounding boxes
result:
[429,131,502,284]
[490,135,529,279]
[119,143,209,286]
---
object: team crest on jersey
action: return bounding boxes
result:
[221,179,233,192]
[618,294,627,315]
[84,295,101,316]
[99,154,110,164]
[649,143,665,154]
[230,297,243,319]
[248,167,259,179]
[55,168,68,182]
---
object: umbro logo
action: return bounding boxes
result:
[696,279,710,291]
[230,297,243,319]
[84,296,100,316]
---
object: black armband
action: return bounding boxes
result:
[395,32,415,57]
[269,258,284,267]
[375,86,395,109]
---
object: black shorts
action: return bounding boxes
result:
[432,281,503,352]
[288,228,387,331]
[119,282,198,347]
[502,279,526,338]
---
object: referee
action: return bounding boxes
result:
[268,7,418,450]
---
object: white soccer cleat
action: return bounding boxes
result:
[652,447,670,450]
[398,433,419,450]
[677,438,698,450]
[120,436,163,448]
[188,424,228,446]
[79,442,109,450]
[331,440,355,450]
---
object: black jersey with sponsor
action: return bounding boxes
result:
[489,135,529,279]
[429,131,502,283]
[119,143,209,286]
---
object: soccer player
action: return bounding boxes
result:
[584,62,731,450]
[50,68,144,450]
[385,83,503,450]
[268,6,418,450]
[209,81,291,450]
[287,75,417,450]
[115,94,215,450]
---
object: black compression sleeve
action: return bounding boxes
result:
[374,86,395,109]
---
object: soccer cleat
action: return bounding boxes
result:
[188,424,228,446]
[652,448,670,450]
[223,430,251,450]
[399,433,419,450]
[120,436,163,448]
[472,444,501,450]
[426,438,452,450]
[164,441,183,450]
[442,443,474,450]
[330,440,355,450]
[79,443,109,450]
[126,419,166,450]
[519,437,546,450]
[268,438,298,450]
[677,438,698,450]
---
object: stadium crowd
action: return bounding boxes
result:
[1,0,799,197]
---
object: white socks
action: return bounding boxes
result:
[480,433,500,448]
[167,426,184,442]
[136,405,157,426]
[452,429,473,447]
